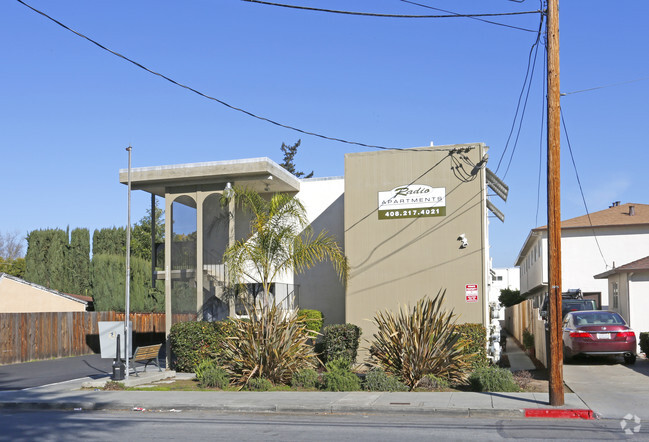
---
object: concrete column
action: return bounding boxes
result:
[196,191,204,316]
[164,193,173,368]
[228,194,236,317]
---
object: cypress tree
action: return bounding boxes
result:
[67,228,91,296]
[92,227,126,256]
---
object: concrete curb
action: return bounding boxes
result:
[0,399,530,418]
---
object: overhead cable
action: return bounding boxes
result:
[495,1,544,176]
[535,44,547,227]
[400,0,537,32]
[16,0,401,151]
[242,0,542,19]
[561,109,609,269]
[561,76,649,96]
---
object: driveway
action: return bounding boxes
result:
[0,354,114,390]
[563,355,649,421]
[0,352,168,391]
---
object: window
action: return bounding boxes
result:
[611,281,619,309]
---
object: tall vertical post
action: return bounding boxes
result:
[151,194,156,289]
[125,146,132,380]
[546,0,564,406]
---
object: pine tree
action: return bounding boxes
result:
[279,139,314,178]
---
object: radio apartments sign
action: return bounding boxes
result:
[378,184,446,220]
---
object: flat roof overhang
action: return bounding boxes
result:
[119,157,300,197]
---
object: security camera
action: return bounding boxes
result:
[458,234,468,248]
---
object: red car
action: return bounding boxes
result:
[562,310,637,364]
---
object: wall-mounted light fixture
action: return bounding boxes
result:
[458,234,468,249]
[223,182,234,199]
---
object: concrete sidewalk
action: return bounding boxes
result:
[505,336,537,372]
[0,371,589,418]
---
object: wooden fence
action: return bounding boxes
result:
[0,311,196,365]
[504,300,548,367]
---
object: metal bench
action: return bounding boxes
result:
[131,344,162,376]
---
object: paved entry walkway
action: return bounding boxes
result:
[505,335,537,372]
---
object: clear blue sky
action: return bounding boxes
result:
[1,0,648,268]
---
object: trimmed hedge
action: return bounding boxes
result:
[454,323,488,370]
[319,323,362,364]
[640,332,649,356]
[297,309,324,337]
[169,320,233,372]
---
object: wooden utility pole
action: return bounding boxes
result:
[546,0,564,406]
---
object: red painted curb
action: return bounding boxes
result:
[524,409,594,419]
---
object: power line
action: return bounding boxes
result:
[243,0,542,19]
[561,76,649,96]
[535,44,547,227]
[494,1,545,176]
[560,109,608,269]
[400,0,537,32]
[16,0,401,151]
[502,32,542,179]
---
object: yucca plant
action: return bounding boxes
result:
[221,302,319,388]
[369,290,471,390]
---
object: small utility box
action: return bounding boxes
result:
[98,321,133,359]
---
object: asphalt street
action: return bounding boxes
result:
[0,411,640,442]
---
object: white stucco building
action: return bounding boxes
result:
[515,202,649,310]
[595,255,649,353]
[488,264,520,313]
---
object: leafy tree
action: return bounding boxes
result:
[131,199,165,261]
[0,231,25,260]
[223,188,347,307]
[498,288,525,308]
[0,257,26,278]
[279,139,313,178]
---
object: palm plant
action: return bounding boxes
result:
[369,290,471,390]
[221,302,319,387]
[223,188,347,307]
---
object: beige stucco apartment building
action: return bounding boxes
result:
[120,143,497,348]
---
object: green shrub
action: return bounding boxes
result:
[455,323,488,370]
[369,291,472,390]
[498,288,524,308]
[639,332,649,355]
[321,358,361,391]
[469,366,520,392]
[246,377,273,391]
[291,368,320,389]
[297,309,324,338]
[416,374,450,390]
[522,329,535,351]
[320,323,362,364]
[362,367,408,392]
[169,320,232,372]
[198,365,230,389]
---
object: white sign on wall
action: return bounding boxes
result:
[465,284,479,303]
[378,184,446,220]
